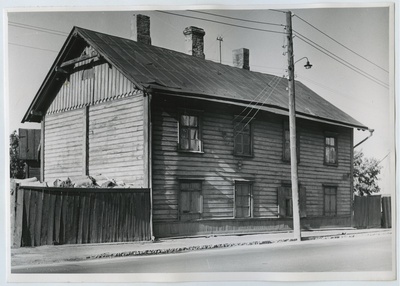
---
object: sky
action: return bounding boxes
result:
[6,5,394,194]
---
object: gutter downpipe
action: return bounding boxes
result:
[354,129,374,148]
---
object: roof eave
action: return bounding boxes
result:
[146,85,369,131]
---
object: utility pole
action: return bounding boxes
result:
[217,36,223,64]
[286,11,301,241]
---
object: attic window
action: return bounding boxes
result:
[82,67,95,80]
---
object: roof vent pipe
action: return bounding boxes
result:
[131,14,151,45]
[183,26,205,59]
[233,48,250,70]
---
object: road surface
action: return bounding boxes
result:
[12,234,392,273]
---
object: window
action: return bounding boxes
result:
[179,114,202,152]
[277,184,307,218]
[324,133,338,165]
[282,121,300,162]
[235,182,252,218]
[179,180,203,221]
[324,186,337,216]
[234,119,253,156]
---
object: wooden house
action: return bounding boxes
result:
[22,15,368,239]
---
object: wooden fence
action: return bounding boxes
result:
[353,195,381,229]
[12,185,151,247]
[381,196,391,228]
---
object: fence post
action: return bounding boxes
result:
[13,183,24,248]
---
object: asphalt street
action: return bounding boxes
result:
[12,233,392,273]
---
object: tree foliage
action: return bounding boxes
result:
[10,130,25,179]
[353,150,382,196]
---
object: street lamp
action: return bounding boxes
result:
[295,56,313,69]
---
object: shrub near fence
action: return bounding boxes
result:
[13,185,151,247]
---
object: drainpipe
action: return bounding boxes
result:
[354,129,374,148]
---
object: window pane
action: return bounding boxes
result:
[235,140,243,154]
[234,122,251,155]
[181,182,190,190]
[243,142,251,155]
[236,183,251,218]
[180,138,189,150]
[190,192,200,212]
[180,128,188,139]
[190,129,198,139]
[181,192,190,212]
[189,182,201,190]
[236,207,243,218]
[324,187,337,216]
[242,123,250,133]
[190,139,200,151]
[181,115,190,126]
[189,116,198,127]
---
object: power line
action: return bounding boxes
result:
[378,152,390,165]
[235,76,283,137]
[269,9,288,14]
[9,42,59,53]
[293,14,389,73]
[9,21,68,37]
[187,10,284,27]
[156,11,286,35]
[234,76,279,125]
[294,32,389,89]
[294,30,388,87]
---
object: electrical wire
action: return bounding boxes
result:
[269,9,288,14]
[233,76,279,124]
[187,10,284,27]
[295,33,389,89]
[293,14,389,73]
[9,21,68,37]
[156,11,286,35]
[9,42,59,53]
[234,76,283,137]
[378,152,390,165]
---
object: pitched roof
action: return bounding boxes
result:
[23,26,367,130]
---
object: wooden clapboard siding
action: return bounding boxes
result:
[44,109,84,182]
[89,95,144,186]
[47,46,137,115]
[151,96,353,226]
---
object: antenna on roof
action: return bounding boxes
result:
[217,36,223,64]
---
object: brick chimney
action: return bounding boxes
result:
[232,48,250,70]
[183,26,205,59]
[131,14,151,45]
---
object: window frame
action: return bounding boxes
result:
[323,184,338,217]
[178,179,203,221]
[234,181,253,218]
[324,132,338,166]
[177,110,203,153]
[233,116,254,157]
[282,120,300,163]
[277,181,307,218]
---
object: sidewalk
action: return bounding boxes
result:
[11,228,391,267]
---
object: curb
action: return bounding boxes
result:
[85,230,392,261]
[87,238,297,260]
